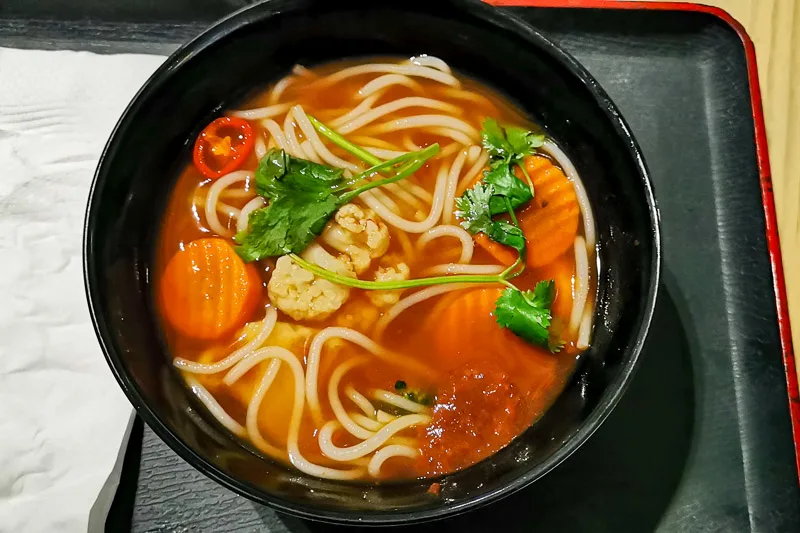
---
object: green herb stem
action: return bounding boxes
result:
[288,253,505,290]
[307,115,382,166]
[341,144,439,202]
[517,162,535,198]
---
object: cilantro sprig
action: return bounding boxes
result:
[235,145,439,261]
[481,117,544,202]
[495,280,559,350]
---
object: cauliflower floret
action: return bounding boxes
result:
[321,203,390,274]
[267,245,355,321]
[366,262,410,308]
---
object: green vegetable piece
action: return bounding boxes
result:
[481,118,543,161]
[256,148,344,200]
[483,159,533,215]
[454,182,495,236]
[455,182,526,254]
[487,220,527,254]
[394,380,407,391]
[494,280,556,350]
[234,195,339,260]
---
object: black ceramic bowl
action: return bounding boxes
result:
[84,0,660,525]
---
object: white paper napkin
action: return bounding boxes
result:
[0,47,166,533]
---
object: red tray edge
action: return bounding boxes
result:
[487,0,800,482]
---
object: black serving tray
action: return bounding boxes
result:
[4,1,798,531]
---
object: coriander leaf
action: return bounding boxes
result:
[483,160,533,215]
[505,126,544,158]
[487,220,527,254]
[256,148,344,200]
[481,118,543,162]
[494,280,556,349]
[234,195,339,261]
[454,182,495,235]
[481,118,511,158]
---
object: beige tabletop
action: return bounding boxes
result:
[649,0,800,381]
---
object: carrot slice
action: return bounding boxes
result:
[160,238,262,340]
[473,155,580,269]
[536,252,575,320]
[430,287,556,373]
[473,233,516,267]
[518,156,580,267]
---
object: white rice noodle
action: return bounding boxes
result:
[314,63,460,89]
[359,160,448,233]
[437,86,496,108]
[423,264,505,276]
[318,414,430,462]
[417,225,474,264]
[236,196,266,234]
[367,115,479,142]
[409,55,451,73]
[185,376,246,437]
[241,356,284,458]
[306,327,431,426]
[233,346,365,479]
[204,170,252,237]
[368,445,419,478]
[386,436,417,447]
[382,182,425,211]
[350,136,403,151]
[402,133,422,152]
[268,75,295,105]
[377,411,396,424]
[569,236,590,334]
[394,228,416,261]
[368,187,401,214]
[337,97,461,134]
[173,307,278,375]
[230,103,290,120]
[351,413,384,432]
[370,389,430,414]
[443,149,469,223]
[365,147,409,160]
[542,139,596,248]
[456,151,489,195]
[283,109,308,159]
[429,126,475,146]
[330,92,382,129]
[292,105,361,172]
[358,74,422,98]
[219,188,254,199]
[434,143,463,161]
[401,179,433,203]
[292,64,315,78]
[345,385,376,418]
[466,144,482,165]
[300,140,324,164]
[375,284,475,337]
[260,118,289,152]
[577,304,593,350]
[255,134,267,160]
[329,358,376,440]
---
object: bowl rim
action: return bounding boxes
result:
[83,0,661,524]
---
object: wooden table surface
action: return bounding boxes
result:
[645,0,800,380]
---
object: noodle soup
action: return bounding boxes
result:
[155,56,597,481]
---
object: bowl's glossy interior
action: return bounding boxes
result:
[84,0,659,524]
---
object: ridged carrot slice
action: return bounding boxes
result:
[472,155,580,269]
[160,238,262,340]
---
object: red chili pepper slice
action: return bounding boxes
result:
[193,117,254,179]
